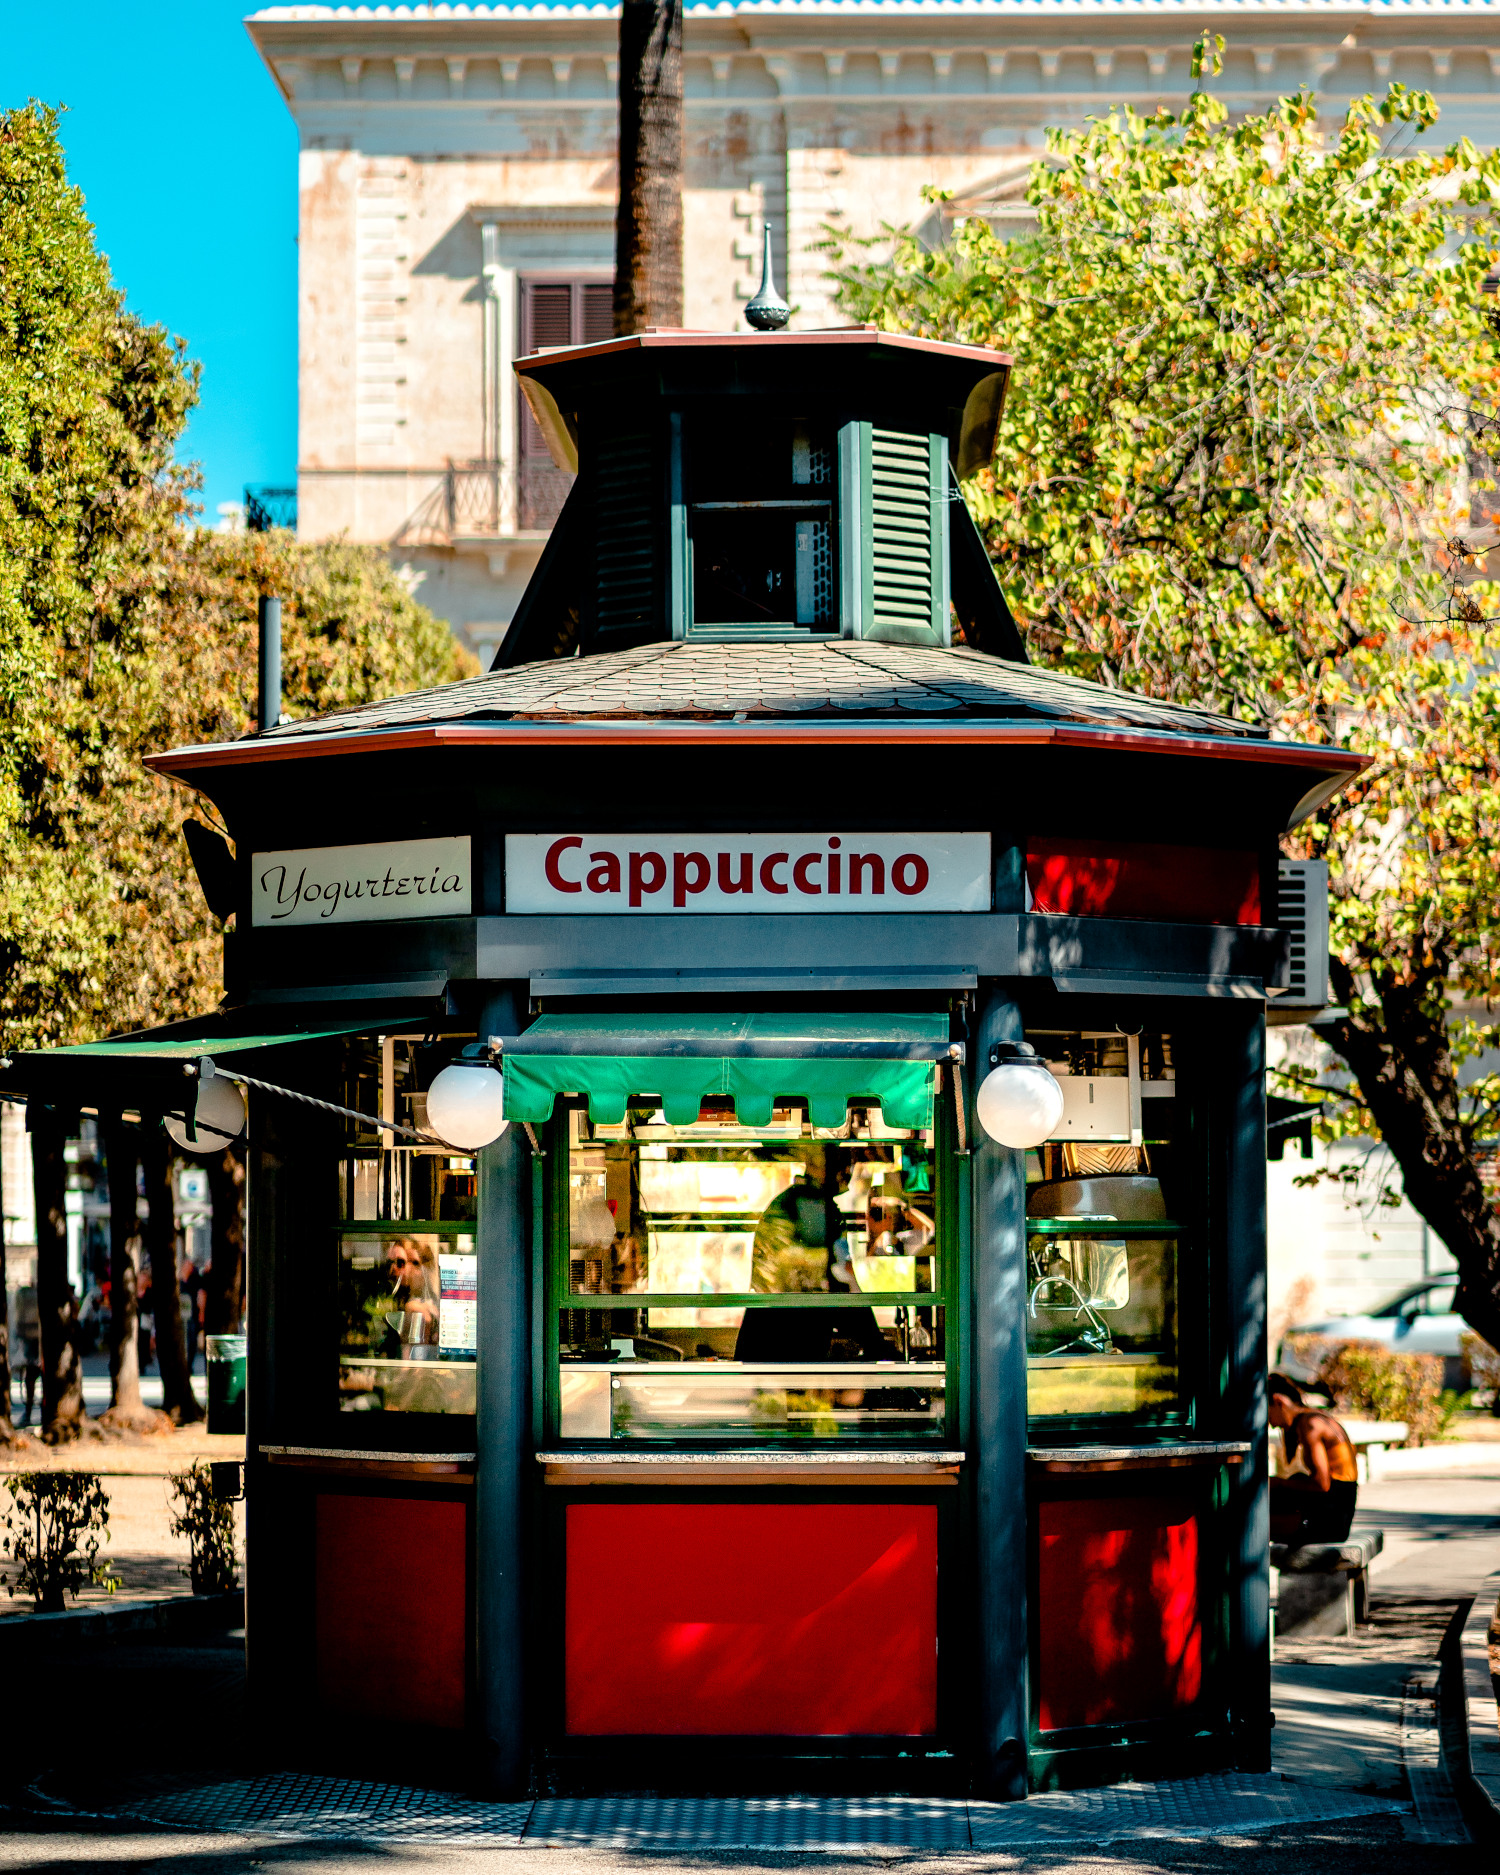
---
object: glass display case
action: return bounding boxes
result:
[1023,1030,1187,1425]
[336,1034,479,1416]
[551,1099,947,1442]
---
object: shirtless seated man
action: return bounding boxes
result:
[1268,1373,1360,1547]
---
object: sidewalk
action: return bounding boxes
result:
[0,1465,1491,1868]
[0,1358,245,1615]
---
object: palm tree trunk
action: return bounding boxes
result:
[614,0,683,333]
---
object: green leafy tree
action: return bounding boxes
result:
[0,101,199,1054]
[0,104,477,1435]
[830,50,1500,1347]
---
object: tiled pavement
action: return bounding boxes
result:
[72,1772,1405,1848]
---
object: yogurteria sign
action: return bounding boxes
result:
[506,833,991,915]
[251,836,472,928]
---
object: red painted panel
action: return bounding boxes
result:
[1027,838,1262,926]
[1037,1497,1202,1732]
[315,1494,467,1730]
[565,1502,938,1736]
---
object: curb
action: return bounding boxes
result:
[0,1590,243,1656]
[1457,1568,1500,1838]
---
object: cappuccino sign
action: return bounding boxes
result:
[506,833,991,915]
[251,836,472,928]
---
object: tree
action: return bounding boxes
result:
[30,1111,84,1441]
[613,0,683,332]
[2,106,477,1058]
[102,1120,151,1428]
[829,55,1500,1346]
[0,102,198,1055]
[1,105,478,1432]
[84,526,478,1043]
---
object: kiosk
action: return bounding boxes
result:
[5,328,1361,1798]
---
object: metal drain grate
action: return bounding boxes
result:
[66,1770,1406,1848]
[95,1772,530,1843]
[966,1774,1405,1846]
[526,1794,973,1849]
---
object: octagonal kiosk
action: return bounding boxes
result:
[3,328,1361,1799]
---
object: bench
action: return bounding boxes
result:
[1270,1529,1384,1639]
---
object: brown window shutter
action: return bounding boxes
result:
[522,280,575,354]
[581,283,614,344]
[517,276,611,529]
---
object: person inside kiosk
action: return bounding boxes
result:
[557,1099,946,1443]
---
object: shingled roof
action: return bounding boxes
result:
[248,640,1263,745]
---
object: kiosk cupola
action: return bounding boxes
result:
[500,328,1021,667]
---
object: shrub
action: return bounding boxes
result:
[1,1473,118,1613]
[1315,1341,1448,1446]
[166,1463,239,1594]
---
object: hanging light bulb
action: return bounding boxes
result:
[426,1061,509,1153]
[974,1042,1065,1149]
[165,1070,246,1156]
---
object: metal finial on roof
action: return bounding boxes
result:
[744,222,791,332]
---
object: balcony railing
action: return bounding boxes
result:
[245,485,297,532]
[393,459,577,547]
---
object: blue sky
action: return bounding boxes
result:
[8,5,298,522]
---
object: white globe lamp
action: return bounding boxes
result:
[974,1043,1065,1149]
[426,1062,509,1153]
[165,1072,247,1155]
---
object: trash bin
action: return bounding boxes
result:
[205,1334,247,1434]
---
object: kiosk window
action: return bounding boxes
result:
[1024,1030,1186,1425]
[335,1035,479,1417]
[554,1102,946,1442]
[687,417,836,636]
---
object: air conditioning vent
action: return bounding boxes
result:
[1273,859,1330,1013]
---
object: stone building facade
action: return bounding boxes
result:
[247,0,1500,664]
[246,1,1485,1349]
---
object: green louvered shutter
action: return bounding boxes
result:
[591,428,660,645]
[865,428,948,645]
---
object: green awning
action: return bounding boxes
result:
[501,1013,953,1129]
[1,1014,430,1103]
[40,1028,392,1061]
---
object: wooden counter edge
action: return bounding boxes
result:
[541,1462,961,1486]
[262,1451,474,1484]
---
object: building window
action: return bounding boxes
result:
[685,414,837,638]
[337,1035,478,1417]
[1024,1029,1189,1426]
[518,278,612,531]
[551,1102,948,1443]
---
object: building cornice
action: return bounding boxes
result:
[249,4,1500,117]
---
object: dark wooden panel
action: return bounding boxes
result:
[315,1494,468,1730]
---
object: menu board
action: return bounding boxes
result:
[438,1253,478,1354]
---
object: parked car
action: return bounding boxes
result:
[1280,1278,1467,1391]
